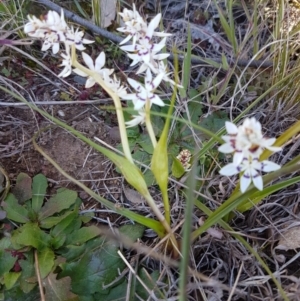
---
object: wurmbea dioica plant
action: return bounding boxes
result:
[23,6,283,245]
[218,118,282,193]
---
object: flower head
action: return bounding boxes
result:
[219,118,282,165]
[125,110,146,127]
[220,157,281,193]
[73,51,113,88]
[58,45,72,77]
[121,69,164,110]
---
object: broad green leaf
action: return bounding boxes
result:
[199,111,228,133]
[51,211,78,237]
[59,244,87,262]
[143,169,156,187]
[38,248,55,279]
[50,235,66,250]
[119,224,145,241]
[0,250,17,277]
[135,269,160,300]
[171,157,185,179]
[65,226,101,245]
[2,193,29,223]
[44,271,79,301]
[32,174,48,213]
[39,188,77,219]
[94,280,127,301]
[137,134,154,154]
[12,173,32,203]
[40,210,77,229]
[3,286,40,301]
[19,252,37,293]
[4,272,21,289]
[59,240,125,295]
[11,223,50,250]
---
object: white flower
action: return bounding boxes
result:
[103,73,128,98]
[65,27,94,51]
[24,15,46,37]
[121,69,164,110]
[117,4,147,46]
[120,16,167,66]
[73,52,113,88]
[125,110,146,127]
[218,118,282,165]
[58,46,72,77]
[219,157,281,193]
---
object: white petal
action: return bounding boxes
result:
[151,94,165,107]
[85,77,96,88]
[134,99,145,110]
[219,163,239,176]
[153,53,170,60]
[240,173,251,193]
[73,68,88,77]
[233,152,244,165]
[225,121,238,134]
[95,52,105,71]
[120,44,135,52]
[82,52,94,70]
[119,34,132,45]
[218,143,234,154]
[152,72,164,90]
[127,78,142,91]
[261,160,281,172]
[252,174,263,191]
[146,13,161,38]
[121,93,137,101]
[52,42,60,54]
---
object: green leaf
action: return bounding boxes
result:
[135,269,160,300]
[4,272,21,289]
[38,248,55,279]
[137,134,154,154]
[31,174,48,213]
[119,224,145,241]
[65,226,101,245]
[60,240,125,295]
[40,210,77,229]
[51,211,78,237]
[12,173,32,203]
[18,252,37,293]
[171,157,185,179]
[44,271,79,301]
[3,286,40,301]
[0,250,17,277]
[94,280,127,301]
[199,111,228,133]
[50,234,66,250]
[11,223,50,250]
[2,193,29,223]
[39,188,77,219]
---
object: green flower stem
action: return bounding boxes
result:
[144,191,178,254]
[145,100,157,147]
[70,46,133,163]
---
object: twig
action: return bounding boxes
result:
[34,250,46,301]
[36,0,273,69]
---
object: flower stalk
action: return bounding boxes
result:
[70,45,133,163]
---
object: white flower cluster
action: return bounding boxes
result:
[218,118,282,193]
[24,10,93,55]
[117,5,180,127]
[24,7,177,128]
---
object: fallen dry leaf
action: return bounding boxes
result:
[276,226,300,250]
